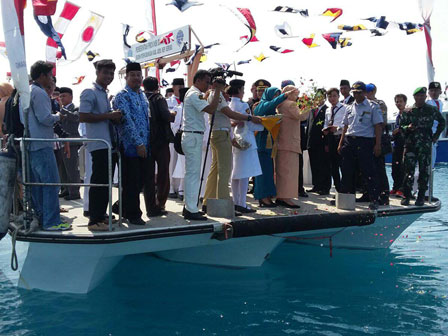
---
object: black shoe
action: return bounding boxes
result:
[307,187,319,193]
[58,191,69,198]
[299,191,309,198]
[415,192,425,206]
[234,211,243,217]
[425,196,439,202]
[401,198,410,206]
[112,201,120,215]
[275,199,300,209]
[83,210,90,217]
[128,217,146,225]
[178,193,184,201]
[183,208,207,220]
[369,201,379,210]
[330,200,336,206]
[202,205,207,213]
[168,192,177,198]
[318,190,330,196]
[147,209,168,217]
[258,200,277,208]
[235,205,256,214]
[64,194,81,201]
[182,207,205,216]
[356,194,370,203]
[415,198,425,206]
[378,197,389,206]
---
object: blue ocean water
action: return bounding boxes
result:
[1,167,447,336]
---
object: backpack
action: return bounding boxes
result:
[4,89,24,138]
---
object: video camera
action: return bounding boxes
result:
[208,67,243,85]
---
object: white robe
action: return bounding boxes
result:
[229,97,263,179]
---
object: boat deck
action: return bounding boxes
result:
[11,187,441,242]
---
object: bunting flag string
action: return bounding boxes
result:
[272,6,308,17]
[166,0,203,12]
[302,34,319,48]
[321,8,343,22]
[270,46,294,54]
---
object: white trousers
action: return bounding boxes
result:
[231,178,249,207]
[182,132,203,213]
[169,143,181,193]
[83,148,92,211]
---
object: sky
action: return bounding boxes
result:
[1,0,447,120]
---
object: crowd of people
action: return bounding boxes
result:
[0,59,445,231]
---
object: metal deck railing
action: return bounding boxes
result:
[17,137,122,231]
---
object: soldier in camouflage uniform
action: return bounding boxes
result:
[399,87,445,206]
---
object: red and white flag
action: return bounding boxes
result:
[32,0,58,16]
[61,10,104,63]
[46,1,80,67]
[1,0,30,110]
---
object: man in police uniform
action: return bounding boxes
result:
[202,78,262,214]
[399,87,445,206]
[181,70,222,220]
[337,81,383,210]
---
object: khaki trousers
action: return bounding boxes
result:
[203,130,232,205]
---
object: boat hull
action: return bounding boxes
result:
[278,212,422,250]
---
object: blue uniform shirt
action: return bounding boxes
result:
[343,98,383,137]
[113,85,150,157]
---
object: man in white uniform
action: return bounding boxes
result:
[181,70,222,220]
[427,81,444,167]
[167,81,185,199]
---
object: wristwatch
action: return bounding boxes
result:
[247,115,252,122]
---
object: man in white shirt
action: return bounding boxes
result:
[427,81,444,167]
[181,70,222,220]
[323,87,346,192]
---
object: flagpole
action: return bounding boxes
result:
[151,0,161,81]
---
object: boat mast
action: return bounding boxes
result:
[150,0,160,81]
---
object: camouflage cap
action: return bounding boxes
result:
[413,87,427,95]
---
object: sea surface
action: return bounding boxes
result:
[1,166,447,336]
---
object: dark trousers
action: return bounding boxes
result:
[146,143,170,212]
[375,155,390,198]
[308,146,331,192]
[89,149,118,223]
[56,145,80,196]
[121,152,154,220]
[340,137,379,201]
[298,153,305,193]
[391,145,404,191]
[328,135,342,192]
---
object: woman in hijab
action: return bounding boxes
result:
[275,85,310,208]
[253,86,294,207]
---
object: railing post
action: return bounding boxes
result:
[108,144,113,232]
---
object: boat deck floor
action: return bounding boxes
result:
[21,187,428,237]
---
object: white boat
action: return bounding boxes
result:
[4,192,440,294]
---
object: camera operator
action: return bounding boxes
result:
[181,70,221,220]
[202,71,262,216]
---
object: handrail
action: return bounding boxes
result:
[18,137,122,231]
